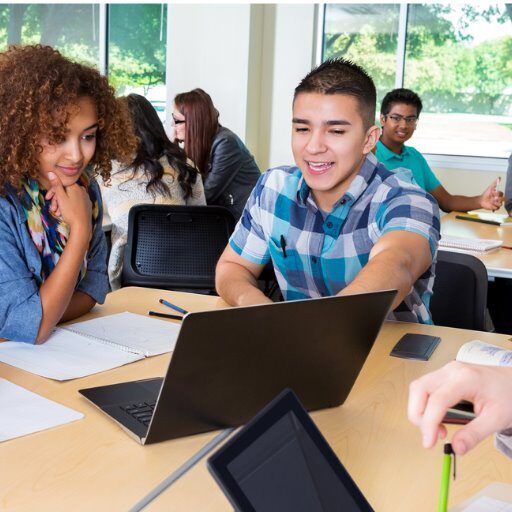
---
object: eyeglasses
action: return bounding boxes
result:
[385,114,418,126]
[172,115,186,125]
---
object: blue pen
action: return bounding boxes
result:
[159,298,188,315]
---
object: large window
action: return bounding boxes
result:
[0,4,100,66]
[323,4,401,116]
[0,4,167,121]
[108,4,167,122]
[323,3,512,161]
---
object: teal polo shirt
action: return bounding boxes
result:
[376,140,441,193]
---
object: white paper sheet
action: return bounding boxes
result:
[0,379,83,442]
[63,311,180,356]
[462,496,512,511]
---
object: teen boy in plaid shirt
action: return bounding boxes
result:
[216,58,440,324]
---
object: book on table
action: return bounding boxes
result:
[456,339,512,367]
[0,312,180,381]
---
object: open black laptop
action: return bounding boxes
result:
[79,290,396,444]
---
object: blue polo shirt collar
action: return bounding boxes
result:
[378,140,411,161]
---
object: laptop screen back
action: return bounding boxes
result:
[145,290,396,443]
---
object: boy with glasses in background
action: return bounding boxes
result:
[376,88,503,213]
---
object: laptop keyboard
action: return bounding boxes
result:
[120,401,156,427]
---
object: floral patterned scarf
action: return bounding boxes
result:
[20,171,100,282]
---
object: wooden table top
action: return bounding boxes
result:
[441,211,512,278]
[2,287,512,512]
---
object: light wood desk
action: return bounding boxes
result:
[441,211,512,278]
[2,287,512,512]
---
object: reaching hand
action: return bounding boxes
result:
[408,361,512,455]
[44,172,92,239]
[480,179,504,211]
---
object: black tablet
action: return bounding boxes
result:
[207,389,374,512]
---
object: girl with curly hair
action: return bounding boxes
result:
[0,45,137,343]
[100,93,205,290]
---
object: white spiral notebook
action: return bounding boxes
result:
[0,312,180,381]
[439,235,502,253]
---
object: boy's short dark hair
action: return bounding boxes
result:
[381,88,423,117]
[294,58,376,130]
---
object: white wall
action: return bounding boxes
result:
[167,4,506,193]
[258,4,316,170]
[167,4,317,172]
[435,167,507,201]
[166,4,253,142]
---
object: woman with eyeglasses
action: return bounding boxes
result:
[100,94,205,290]
[375,88,503,213]
[172,88,261,220]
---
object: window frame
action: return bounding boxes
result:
[318,3,509,172]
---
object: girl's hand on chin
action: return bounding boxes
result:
[46,172,92,238]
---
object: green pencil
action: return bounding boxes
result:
[438,443,455,512]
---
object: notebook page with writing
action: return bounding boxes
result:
[62,312,180,356]
[0,329,142,380]
[0,378,83,442]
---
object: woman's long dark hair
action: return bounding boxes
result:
[123,93,198,198]
[173,88,219,179]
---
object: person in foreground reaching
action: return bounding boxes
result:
[408,361,512,458]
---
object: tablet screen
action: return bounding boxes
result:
[208,389,374,512]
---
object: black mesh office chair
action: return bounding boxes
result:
[429,250,488,331]
[121,205,236,292]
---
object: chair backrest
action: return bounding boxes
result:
[430,250,488,331]
[121,205,236,291]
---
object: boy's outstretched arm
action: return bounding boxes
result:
[339,230,432,310]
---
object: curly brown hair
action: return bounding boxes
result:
[0,44,138,194]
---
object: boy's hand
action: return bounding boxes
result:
[480,179,504,211]
[44,172,92,239]
[408,361,512,455]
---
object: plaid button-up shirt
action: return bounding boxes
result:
[230,153,440,324]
